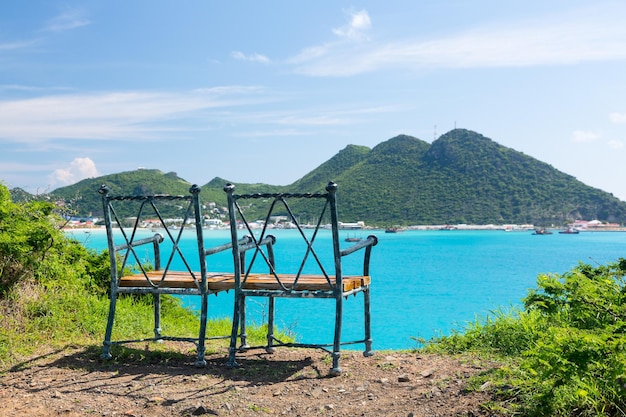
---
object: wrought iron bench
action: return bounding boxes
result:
[97,184,274,366]
[224,181,378,375]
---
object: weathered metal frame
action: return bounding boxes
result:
[99,184,219,366]
[224,181,378,375]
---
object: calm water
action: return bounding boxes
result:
[69,228,626,350]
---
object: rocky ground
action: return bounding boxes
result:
[0,342,503,416]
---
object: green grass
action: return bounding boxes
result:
[0,266,291,368]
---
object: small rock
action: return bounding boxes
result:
[398,374,411,383]
[420,369,434,378]
[192,405,218,415]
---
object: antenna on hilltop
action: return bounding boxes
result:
[434,125,437,140]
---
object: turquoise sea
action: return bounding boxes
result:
[68,228,626,350]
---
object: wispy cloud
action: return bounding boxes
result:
[43,9,91,32]
[289,4,626,76]
[608,140,624,149]
[0,40,38,51]
[572,130,601,143]
[0,89,271,143]
[332,9,371,40]
[610,112,626,123]
[231,51,270,64]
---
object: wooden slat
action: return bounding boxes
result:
[238,273,369,292]
[119,271,370,292]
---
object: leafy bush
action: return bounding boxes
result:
[0,185,58,295]
[423,260,626,416]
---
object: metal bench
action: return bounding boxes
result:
[97,184,273,366]
[224,181,378,375]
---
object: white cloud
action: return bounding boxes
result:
[610,112,626,123]
[231,51,270,64]
[43,9,90,32]
[49,157,99,187]
[332,10,371,40]
[0,40,38,51]
[289,4,626,76]
[572,130,601,143]
[0,89,271,143]
[608,139,624,149]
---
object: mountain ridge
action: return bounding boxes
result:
[10,129,626,225]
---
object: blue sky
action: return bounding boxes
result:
[1,1,626,201]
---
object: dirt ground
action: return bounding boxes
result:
[0,342,502,417]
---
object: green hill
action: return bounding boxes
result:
[322,129,626,225]
[15,129,626,225]
[48,169,195,219]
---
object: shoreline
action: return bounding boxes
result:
[62,225,626,233]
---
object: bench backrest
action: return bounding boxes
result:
[98,184,207,293]
[224,181,374,292]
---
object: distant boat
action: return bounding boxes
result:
[385,227,401,233]
[345,235,362,242]
[559,227,580,234]
[532,228,553,235]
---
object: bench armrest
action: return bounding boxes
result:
[340,235,378,277]
[114,233,164,252]
[204,235,276,256]
[205,236,251,256]
[340,235,378,257]
[113,233,165,271]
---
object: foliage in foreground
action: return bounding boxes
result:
[422,260,626,416]
[0,183,281,368]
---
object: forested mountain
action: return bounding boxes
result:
[14,129,626,225]
[277,129,626,225]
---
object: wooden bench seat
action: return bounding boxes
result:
[238,274,370,292]
[120,272,370,292]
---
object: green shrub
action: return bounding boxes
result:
[423,260,626,416]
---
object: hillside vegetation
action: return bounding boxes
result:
[16,129,626,225]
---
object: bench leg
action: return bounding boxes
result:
[363,287,373,357]
[153,294,163,340]
[227,293,241,368]
[266,296,276,353]
[329,296,343,376]
[238,296,248,350]
[101,292,117,360]
[195,293,208,367]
